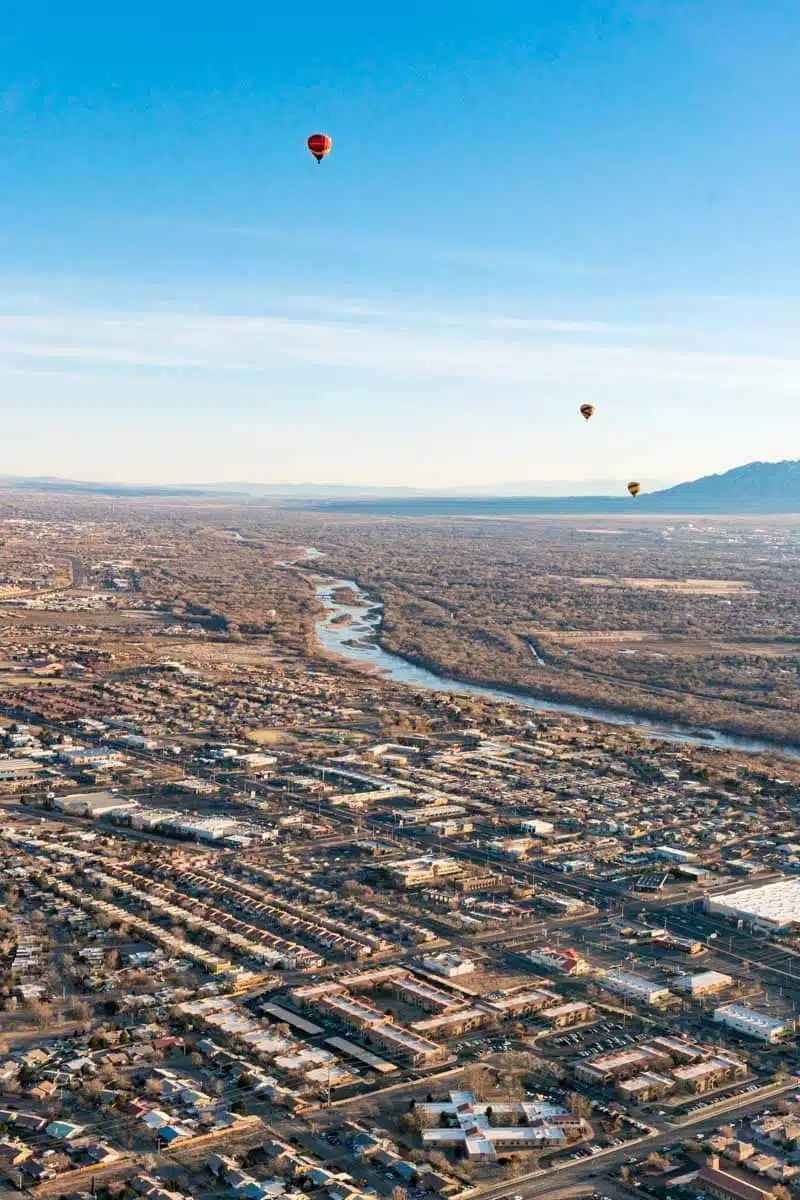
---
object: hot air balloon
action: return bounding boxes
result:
[580,404,595,422]
[627,481,641,497]
[307,133,332,163]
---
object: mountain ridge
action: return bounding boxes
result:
[286,459,800,516]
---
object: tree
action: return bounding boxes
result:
[66,999,91,1022]
[29,1000,53,1028]
[646,1152,670,1173]
[568,1092,593,1119]
[461,1064,493,1100]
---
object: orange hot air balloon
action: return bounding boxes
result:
[627,481,641,497]
[580,404,595,421]
[307,133,332,163]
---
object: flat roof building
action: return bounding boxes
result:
[421,952,475,978]
[708,879,800,932]
[603,969,672,1006]
[673,970,734,998]
[714,1004,789,1044]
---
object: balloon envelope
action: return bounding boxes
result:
[307,133,332,162]
[627,481,641,496]
[580,404,595,421]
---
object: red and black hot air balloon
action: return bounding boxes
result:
[307,133,332,163]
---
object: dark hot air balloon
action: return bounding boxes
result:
[627,481,641,497]
[580,404,595,421]
[307,133,332,163]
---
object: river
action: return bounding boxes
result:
[283,551,800,760]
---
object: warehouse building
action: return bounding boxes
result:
[707,879,800,933]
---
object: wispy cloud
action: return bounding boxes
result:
[1,303,800,393]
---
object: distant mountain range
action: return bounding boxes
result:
[0,476,226,498]
[0,460,797,513]
[287,460,800,516]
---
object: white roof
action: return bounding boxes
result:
[674,970,733,992]
[710,878,800,927]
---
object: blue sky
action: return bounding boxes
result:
[1,0,799,489]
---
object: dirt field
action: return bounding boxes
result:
[575,576,754,593]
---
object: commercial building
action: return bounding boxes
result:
[603,969,672,1006]
[384,856,463,889]
[521,820,554,836]
[707,879,800,933]
[421,952,475,979]
[58,747,122,768]
[673,970,734,998]
[527,946,591,976]
[0,759,43,784]
[395,803,467,826]
[54,791,134,818]
[428,818,474,837]
[713,1004,790,1044]
[655,846,699,863]
[417,1090,579,1161]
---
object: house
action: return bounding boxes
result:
[351,1133,385,1160]
[0,1139,33,1170]
[206,1151,240,1177]
[724,1142,756,1165]
[697,1156,775,1200]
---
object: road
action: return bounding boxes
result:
[69,556,86,589]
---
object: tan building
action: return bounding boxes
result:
[541,1001,595,1028]
[697,1157,773,1200]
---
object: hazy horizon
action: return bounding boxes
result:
[0,472,678,495]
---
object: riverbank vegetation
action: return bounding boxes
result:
[292,513,800,745]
